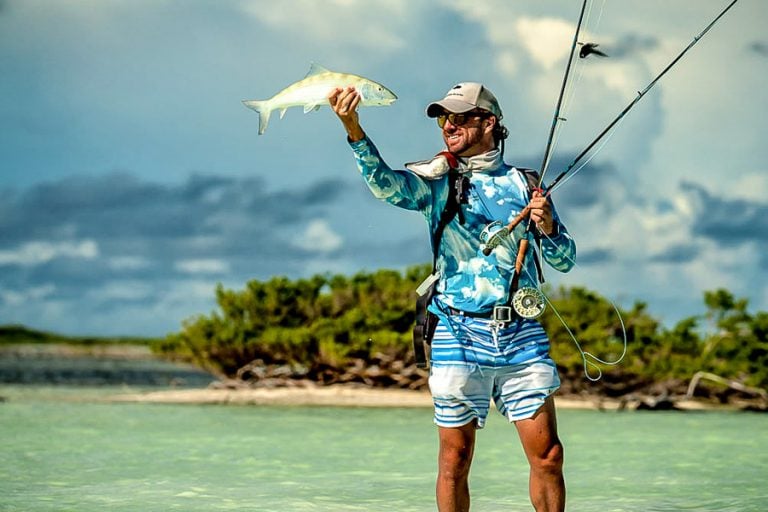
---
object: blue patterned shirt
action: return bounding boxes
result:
[349,136,576,314]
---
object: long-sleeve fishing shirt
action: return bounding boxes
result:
[349,136,576,318]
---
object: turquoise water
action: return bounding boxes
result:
[1,387,766,511]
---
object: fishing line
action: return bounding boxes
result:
[545,113,629,197]
[537,0,590,184]
[545,0,607,167]
[521,234,628,381]
[523,0,739,376]
[592,0,607,33]
[544,66,583,175]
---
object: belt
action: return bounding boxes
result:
[446,305,515,323]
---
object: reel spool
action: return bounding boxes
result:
[480,221,510,256]
[512,287,546,319]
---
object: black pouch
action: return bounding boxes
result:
[412,281,438,370]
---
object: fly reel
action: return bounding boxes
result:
[512,286,546,319]
[480,221,511,256]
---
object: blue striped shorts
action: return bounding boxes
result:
[428,315,560,428]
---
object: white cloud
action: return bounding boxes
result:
[293,219,343,253]
[108,256,151,271]
[515,17,575,71]
[174,259,231,275]
[88,281,154,301]
[731,173,768,202]
[0,240,99,267]
[239,0,410,52]
[0,284,56,306]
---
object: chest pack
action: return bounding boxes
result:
[411,165,542,369]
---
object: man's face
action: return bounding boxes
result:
[438,110,495,157]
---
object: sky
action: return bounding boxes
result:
[1,0,766,337]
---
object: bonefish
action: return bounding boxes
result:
[242,63,397,135]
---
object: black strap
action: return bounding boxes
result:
[429,168,466,271]
[414,164,465,369]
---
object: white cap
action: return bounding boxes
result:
[426,82,503,119]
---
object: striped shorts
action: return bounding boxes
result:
[428,315,560,428]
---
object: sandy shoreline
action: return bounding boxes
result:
[112,385,436,408]
[109,384,721,411]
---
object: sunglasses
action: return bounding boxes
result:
[436,110,490,128]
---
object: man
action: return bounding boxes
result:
[329,82,576,512]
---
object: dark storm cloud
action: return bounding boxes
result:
[681,181,768,245]
[340,234,432,271]
[648,244,701,264]
[608,33,660,59]
[1,172,347,243]
[749,41,768,57]
[539,154,620,210]
[573,247,615,265]
[0,172,350,293]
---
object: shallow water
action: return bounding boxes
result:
[1,386,766,511]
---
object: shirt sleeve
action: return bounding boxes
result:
[349,136,432,213]
[540,203,576,273]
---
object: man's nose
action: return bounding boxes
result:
[443,119,458,131]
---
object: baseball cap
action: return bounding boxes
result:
[426,82,503,119]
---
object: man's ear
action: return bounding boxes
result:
[484,115,497,137]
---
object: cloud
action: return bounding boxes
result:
[1,172,348,248]
[239,0,410,52]
[0,239,98,266]
[574,247,615,265]
[0,172,353,334]
[542,154,623,210]
[750,41,768,57]
[648,243,701,264]
[608,33,660,59]
[174,259,231,275]
[108,256,151,271]
[445,2,576,75]
[515,16,575,70]
[293,219,343,253]
[0,284,56,306]
[681,181,768,246]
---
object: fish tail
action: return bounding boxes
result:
[242,100,272,135]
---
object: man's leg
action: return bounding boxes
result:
[515,396,565,512]
[436,421,476,512]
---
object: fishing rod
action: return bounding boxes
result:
[481,0,589,261]
[537,0,590,185]
[481,0,741,319]
[485,0,741,250]
[515,0,740,377]
[543,0,741,196]
[479,0,592,320]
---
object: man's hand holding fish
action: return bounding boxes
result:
[328,87,364,142]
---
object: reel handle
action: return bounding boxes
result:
[481,205,532,256]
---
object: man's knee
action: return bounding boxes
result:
[438,427,475,479]
[530,440,564,475]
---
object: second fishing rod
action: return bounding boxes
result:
[482,0,741,267]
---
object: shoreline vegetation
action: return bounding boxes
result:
[1,263,766,412]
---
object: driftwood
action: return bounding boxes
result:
[686,371,768,402]
[228,355,429,391]
[220,359,767,412]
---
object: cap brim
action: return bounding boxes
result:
[426,99,477,117]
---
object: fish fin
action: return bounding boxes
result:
[305,62,331,78]
[242,100,272,135]
[279,108,287,119]
[303,102,323,114]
